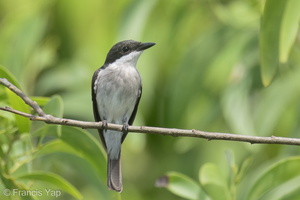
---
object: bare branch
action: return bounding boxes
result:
[1,78,300,146]
[0,78,46,117]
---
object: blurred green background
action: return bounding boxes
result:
[1,0,300,199]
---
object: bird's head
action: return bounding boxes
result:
[104,40,155,66]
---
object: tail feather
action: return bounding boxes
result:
[108,156,122,192]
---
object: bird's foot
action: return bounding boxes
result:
[122,123,129,134]
[101,120,108,131]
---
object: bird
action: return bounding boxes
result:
[91,40,155,192]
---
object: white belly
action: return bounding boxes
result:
[95,64,141,124]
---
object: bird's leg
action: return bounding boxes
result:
[122,122,129,134]
[101,120,108,131]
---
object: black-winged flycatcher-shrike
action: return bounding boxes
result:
[91,40,155,192]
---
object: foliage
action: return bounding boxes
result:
[160,156,300,200]
[0,0,300,199]
[260,0,300,86]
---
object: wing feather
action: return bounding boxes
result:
[121,85,142,142]
[91,67,107,150]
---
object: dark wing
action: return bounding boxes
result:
[121,85,142,143]
[91,67,107,150]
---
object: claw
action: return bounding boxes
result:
[122,123,129,134]
[102,120,108,130]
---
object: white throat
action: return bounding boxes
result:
[114,51,143,68]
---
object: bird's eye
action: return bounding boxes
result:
[122,46,130,52]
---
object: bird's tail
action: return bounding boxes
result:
[107,154,122,192]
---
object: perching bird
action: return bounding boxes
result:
[91,40,155,192]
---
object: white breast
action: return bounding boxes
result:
[94,62,141,124]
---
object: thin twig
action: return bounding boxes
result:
[0,78,46,117]
[1,78,300,146]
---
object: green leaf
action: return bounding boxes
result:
[5,89,31,133]
[221,80,256,135]
[157,171,204,200]
[279,0,300,63]
[0,66,21,88]
[260,0,286,86]
[35,126,106,180]
[235,157,252,183]
[254,70,300,136]
[32,95,63,138]
[247,156,300,200]
[36,139,78,156]
[35,139,114,200]
[279,183,300,200]
[59,127,106,180]
[42,95,63,118]
[15,171,82,200]
[259,176,300,200]
[225,150,238,181]
[30,96,50,107]
[199,163,231,200]
[0,65,30,133]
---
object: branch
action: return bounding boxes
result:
[1,78,300,146]
[0,78,46,117]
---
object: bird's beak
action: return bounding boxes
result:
[137,42,156,51]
